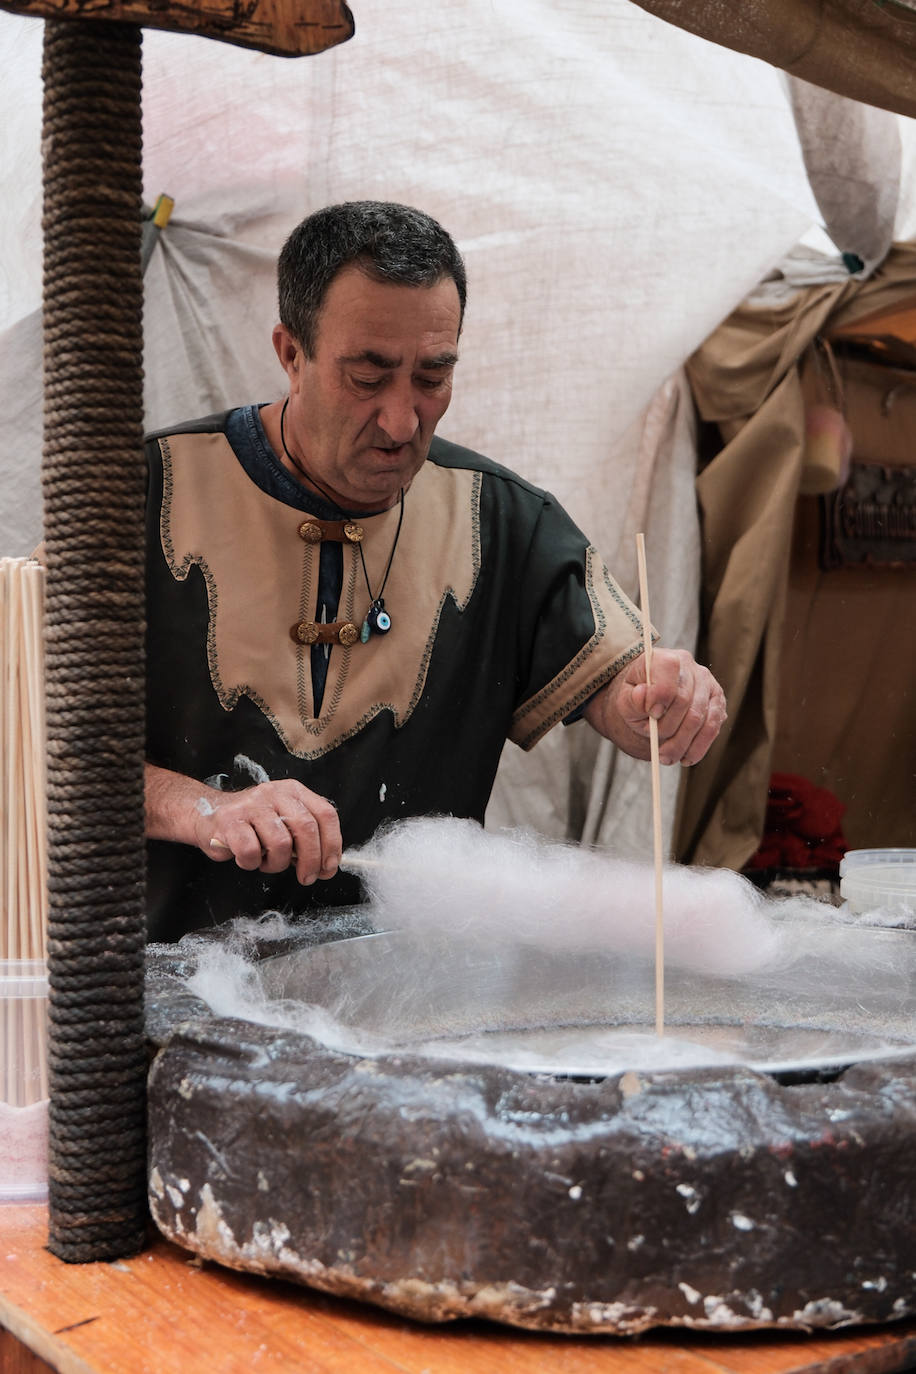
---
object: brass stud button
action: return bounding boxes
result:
[338,623,359,646]
[343,523,364,543]
[298,521,322,544]
[291,621,319,645]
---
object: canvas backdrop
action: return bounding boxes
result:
[1,0,912,861]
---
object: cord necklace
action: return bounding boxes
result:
[280,397,405,639]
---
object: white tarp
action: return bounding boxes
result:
[0,0,911,859]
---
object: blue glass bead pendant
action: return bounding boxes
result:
[362,598,392,640]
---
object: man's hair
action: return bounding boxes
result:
[278,201,467,355]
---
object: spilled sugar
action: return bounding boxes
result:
[233,754,270,786]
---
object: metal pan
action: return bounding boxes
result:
[257,922,916,1078]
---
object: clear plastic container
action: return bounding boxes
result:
[840,849,916,917]
[0,958,49,1202]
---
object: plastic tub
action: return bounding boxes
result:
[840,849,916,917]
[0,959,49,1202]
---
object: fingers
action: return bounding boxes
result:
[662,672,727,766]
[283,792,342,885]
[633,649,727,766]
[218,810,294,874]
[201,780,342,884]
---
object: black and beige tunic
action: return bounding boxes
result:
[145,407,645,940]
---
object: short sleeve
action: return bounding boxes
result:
[507,495,648,750]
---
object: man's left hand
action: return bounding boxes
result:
[583,648,726,766]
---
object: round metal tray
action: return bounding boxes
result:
[256,923,916,1078]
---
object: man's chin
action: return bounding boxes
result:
[345,476,411,512]
[356,456,425,501]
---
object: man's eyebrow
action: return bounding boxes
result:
[341,349,400,370]
[420,351,459,370]
[341,349,459,371]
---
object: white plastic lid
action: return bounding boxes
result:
[839,849,916,878]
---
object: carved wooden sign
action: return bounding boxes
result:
[0,0,353,57]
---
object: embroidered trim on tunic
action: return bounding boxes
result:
[159,432,482,759]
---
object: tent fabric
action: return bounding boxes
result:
[486,368,700,857]
[679,241,916,869]
[1,0,914,864]
[627,0,916,121]
[787,77,901,276]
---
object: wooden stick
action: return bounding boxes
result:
[0,560,50,1107]
[4,559,22,962]
[0,562,7,1105]
[636,533,665,1039]
[23,563,47,961]
[18,578,36,1101]
[339,852,388,871]
[0,560,8,964]
[210,838,391,875]
[32,565,49,959]
[17,570,33,966]
[1,991,8,1107]
[28,561,50,1098]
[37,979,49,1101]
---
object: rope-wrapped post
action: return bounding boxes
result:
[41,19,148,1261]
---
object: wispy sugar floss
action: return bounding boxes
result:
[185,913,397,1060]
[342,816,808,976]
[182,818,916,1074]
[233,754,270,785]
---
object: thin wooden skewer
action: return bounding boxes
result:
[23,562,46,1097]
[3,560,20,964]
[0,562,8,967]
[0,562,6,1109]
[635,533,665,1039]
[209,836,391,875]
[24,563,48,959]
[18,574,35,965]
[0,558,49,1109]
[339,853,387,871]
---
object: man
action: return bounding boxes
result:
[144,201,725,941]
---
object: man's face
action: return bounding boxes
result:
[273,264,461,511]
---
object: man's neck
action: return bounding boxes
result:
[261,397,401,516]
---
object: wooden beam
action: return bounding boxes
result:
[0,0,353,58]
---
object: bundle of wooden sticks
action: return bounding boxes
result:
[0,557,48,1109]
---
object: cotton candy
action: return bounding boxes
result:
[341,816,789,976]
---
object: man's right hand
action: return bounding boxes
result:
[145,763,342,886]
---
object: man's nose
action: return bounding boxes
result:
[376,384,420,445]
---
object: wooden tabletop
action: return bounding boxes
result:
[2,1204,916,1374]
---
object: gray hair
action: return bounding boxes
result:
[278,201,467,356]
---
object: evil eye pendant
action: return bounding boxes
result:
[366,600,392,635]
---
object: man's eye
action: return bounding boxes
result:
[417,375,449,390]
[352,376,382,391]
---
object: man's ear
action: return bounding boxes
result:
[272,323,303,381]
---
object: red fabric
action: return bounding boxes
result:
[746,772,848,871]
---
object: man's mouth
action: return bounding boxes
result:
[370,444,407,462]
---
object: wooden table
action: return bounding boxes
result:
[2,1205,916,1374]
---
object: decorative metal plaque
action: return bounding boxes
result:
[821,461,916,569]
